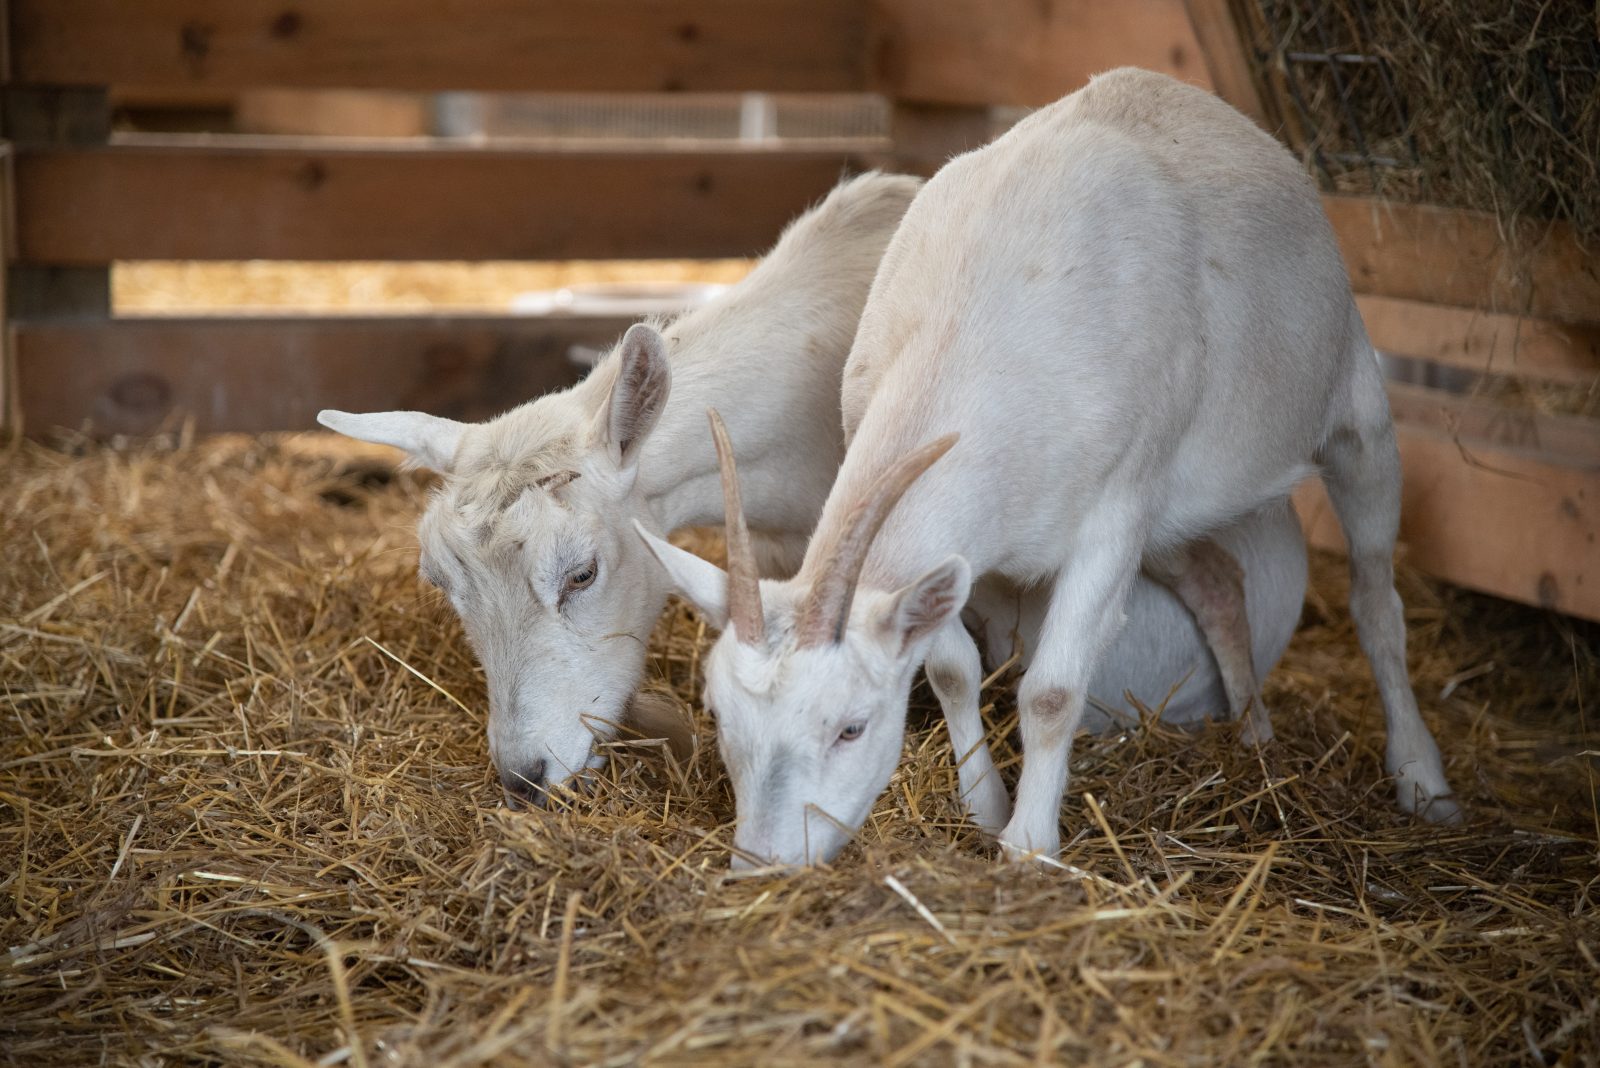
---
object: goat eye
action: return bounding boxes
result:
[838,722,865,742]
[563,558,598,596]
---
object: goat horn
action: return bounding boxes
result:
[795,432,959,647]
[708,408,764,644]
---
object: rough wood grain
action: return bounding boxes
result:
[1382,381,1600,470]
[1358,295,1600,386]
[1326,195,1600,326]
[870,0,1213,106]
[13,316,632,437]
[9,0,867,93]
[1296,420,1599,621]
[1180,0,1270,129]
[14,139,868,263]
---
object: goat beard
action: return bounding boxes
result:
[622,689,696,761]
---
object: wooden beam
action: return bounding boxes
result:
[13,315,633,437]
[0,143,15,437]
[870,0,1214,107]
[1382,381,1600,471]
[8,0,867,94]
[1181,0,1270,129]
[1358,295,1600,386]
[1295,424,1599,621]
[1325,195,1600,326]
[14,138,869,263]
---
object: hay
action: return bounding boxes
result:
[2,433,1597,1066]
[1246,0,1600,242]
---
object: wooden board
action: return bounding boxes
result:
[12,315,632,437]
[1295,416,1599,622]
[1382,381,1600,471]
[1,144,15,435]
[13,139,868,263]
[1326,196,1600,326]
[8,0,867,94]
[1180,0,1271,129]
[1358,295,1600,386]
[870,0,1214,106]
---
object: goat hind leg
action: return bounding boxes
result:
[1145,538,1273,744]
[1319,374,1460,822]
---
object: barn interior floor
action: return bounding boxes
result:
[1,434,1596,1065]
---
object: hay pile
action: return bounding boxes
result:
[1245,0,1600,241]
[2,434,1597,1065]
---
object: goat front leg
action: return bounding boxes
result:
[1000,521,1142,862]
[1144,538,1273,744]
[926,620,1010,835]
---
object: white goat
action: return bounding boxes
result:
[640,68,1459,868]
[318,172,920,800]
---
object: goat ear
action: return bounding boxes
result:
[317,409,467,473]
[633,521,729,629]
[878,555,972,654]
[601,324,671,470]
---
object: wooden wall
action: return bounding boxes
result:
[3,0,1595,618]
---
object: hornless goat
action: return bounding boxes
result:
[640,68,1459,868]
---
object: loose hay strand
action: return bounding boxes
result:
[0,433,1596,1065]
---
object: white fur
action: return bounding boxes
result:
[649,68,1458,867]
[319,173,922,795]
[968,499,1307,731]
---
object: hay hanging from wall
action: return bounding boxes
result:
[1244,0,1600,241]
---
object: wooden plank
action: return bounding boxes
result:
[1181,0,1270,129]
[1325,195,1600,326]
[1358,295,1600,386]
[1,144,15,437]
[871,0,1214,107]
[8,0,867,93]
[1295,425,1599,621]
[1382,381,1600,471]
[13,139,868,263]
[13,315,632,437]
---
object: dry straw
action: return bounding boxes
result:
[2,434,1597,1065]
[1247,0,1600,242]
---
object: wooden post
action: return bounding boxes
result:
[1,142,15,439]
[1181,0,1278,131]
[1,86,112,433]
[2,86,113,318]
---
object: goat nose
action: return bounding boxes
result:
[500,759,549,809]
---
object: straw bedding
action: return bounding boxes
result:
[2,433,1597,1066]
